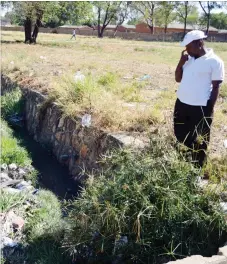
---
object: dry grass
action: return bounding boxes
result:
[1,31,227,157]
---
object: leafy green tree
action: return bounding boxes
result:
[127,17,142,25]
[175,2,198,37]
[155,1,176,33]
[210,12,227,29]
[51,1,93,26]
[187,7,200,29]
[5,1,93,42]
[130,1,158,34]
[93,1,123,38]
[199,1,222,34]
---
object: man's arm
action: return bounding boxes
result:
[209,81,222,109]
[175,50,188,83]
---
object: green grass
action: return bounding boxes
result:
[1,31,226,134]
[25,190,64,241]
[52,72,162,130]
[1,87,24,118]
[0,189,27,213]
[1,119,32,166]
[65,135,227,263]
[24,190,70,264]
[220,83,227,98]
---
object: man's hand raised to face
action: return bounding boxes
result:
[179,50,189,67]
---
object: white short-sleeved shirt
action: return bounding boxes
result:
[177,48,224,106]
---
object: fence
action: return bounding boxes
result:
[1,26,227,42]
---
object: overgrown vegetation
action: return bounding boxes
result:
[1,32,226,263]
[24,190,71,264]
[1,119,31,166]
[65,135,227,264]
[0,118,69,263]
[0,189,27,213]
[52,73,162,131]
[1,87,24,119]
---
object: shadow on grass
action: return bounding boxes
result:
[25,234,73,264]
[12,125,81,200]
[3,233,73,264]
[1,40,25,44]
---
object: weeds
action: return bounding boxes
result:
[1,87,24,118]
[1,119,32,166]
[220,83,227,98]
[0,189,27,213]
[65,135,227,263]
[52,72,162,130]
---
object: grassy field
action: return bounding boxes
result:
[1,31,227,159]
[1,31,227,263]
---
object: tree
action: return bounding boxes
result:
[175,2,198,37]
[155,1,176,34]
[131,2,157,34]
[7,1,52,43]
[210,12,227,29]
[186,7,200,29]
[114,2,131,36]
[93,1,123,38]
[50,1,93,27]
[199,1,222,35]
[127,17,141,25]
[7,1,93,27]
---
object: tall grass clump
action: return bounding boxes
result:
[66,135,227,264]
[1,119,32,166]
[1,87,24,118]
[25,190,70,263]
[52,73,161,130]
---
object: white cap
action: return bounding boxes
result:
[180,30,207,46]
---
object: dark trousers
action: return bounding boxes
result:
[174,99,213,168]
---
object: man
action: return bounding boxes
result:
[71,29,76,40]
[174,30,224,169]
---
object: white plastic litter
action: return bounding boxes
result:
[10,61,14,65]
[224,139,227,149]
[1,163,8,171]
[18,168,26,176]
[40,56,47,60]
[8,163,17,170]
[16,181,33,191]
[115,236,128,249]
[2,237,18,247]
[81,114,91,128]
[74,71,85,83]
[220,202,227,213]
[139,74,151,81]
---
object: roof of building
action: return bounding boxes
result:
[218,29,227,33]
[59,25,92,29]
[163,23,218,31]
[136,22,218,32]
[122,25,136,29]
[104,24,136,29]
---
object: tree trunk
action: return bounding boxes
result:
[148,24,153,34]
[206,14,210,35]
[24,17,32,43]
[99,25,106,38]
[114,25,119,37]
[183,2,188,39]
[164,25,167,34]
[32,19,41,43]
[97,7,102,38]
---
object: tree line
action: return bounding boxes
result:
[2,1,227,43]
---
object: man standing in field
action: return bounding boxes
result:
[174,30,224,170]
[71,29,76,40]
